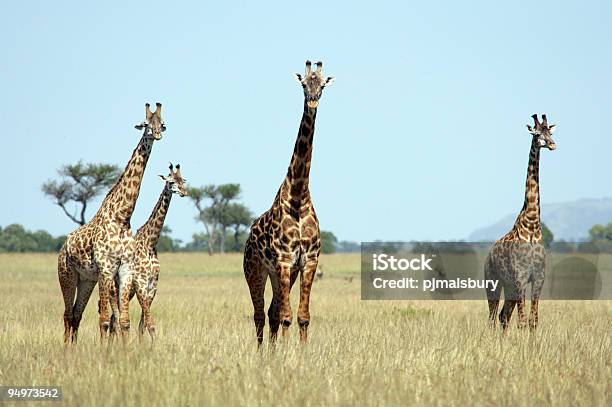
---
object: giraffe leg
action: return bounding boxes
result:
[97,260,120,343]
[516,297,527,329]
[276,262,293,338]
[529,299,540,330]
[297,258,318,343]
[71,278,97,343]
[139,290,157,343]
[267,294,280,344]
[136,297,155,343]
[134,288,147,342]
[138,311,146,341]
[144,271,159,343]
[499,299,516,332]
[107,276,119,338]
[144,298,156,342]
[289,267,300,290]
[98,283,112,342]
[244,254,267,347]
[487,294,501,327]
[117,263,134,344]
[484,260,501,327]
[108,281,121,343]
[515,282,529,329]
[58,247,76,345]
[266,266,295,340]
[267,267,298,343]
[529,274,545,330]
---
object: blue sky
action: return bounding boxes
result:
[2,1,611,243]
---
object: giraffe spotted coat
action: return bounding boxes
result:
[244,61,334,345]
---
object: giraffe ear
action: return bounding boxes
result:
[135,122,146,130]
[548,124,556,134]
[159,175,169,182]
[323,76,335,87]
[293,73,304,84]
[526,124,535,134]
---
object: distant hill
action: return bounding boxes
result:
[469,198,612,241]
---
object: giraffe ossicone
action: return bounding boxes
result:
[293,60,335,109]
[135,102,166,140]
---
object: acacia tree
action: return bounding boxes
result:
[42,161,121,225]
[188,183,241,255]
[220,203,253,252]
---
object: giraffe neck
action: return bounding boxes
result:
[136,185,172,249]
[280,100,317,207]
[95,134,154,226]
[512,136,542,241]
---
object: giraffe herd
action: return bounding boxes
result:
[58,61,557,347]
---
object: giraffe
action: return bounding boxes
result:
[127,163,188,342]
[58,102,166,344]
[484,114,556,331]
[243,60,334,346]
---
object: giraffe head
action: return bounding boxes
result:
[134,102,166,140]
[159,163,188,197]
[293,60,334,109]
[527,114,556,150]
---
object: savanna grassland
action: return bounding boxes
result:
[0,253,610,406]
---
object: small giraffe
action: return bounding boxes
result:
[484,114,556,330]
[244,60,334,345]
[58,103,166,344]
[127,163,188,342]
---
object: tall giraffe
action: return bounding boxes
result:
[244,60,334,345]
[58,103,166,344]
[127,163,188,342]
[484,114,556,330]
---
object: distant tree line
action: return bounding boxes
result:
[29,161,355,255]
[0,224,66,253]
[0,223,348,255]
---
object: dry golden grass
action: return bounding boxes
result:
[0,252,610,406]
